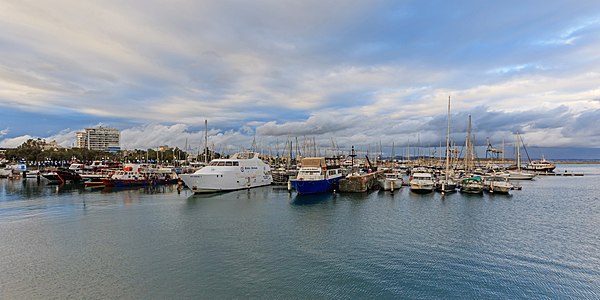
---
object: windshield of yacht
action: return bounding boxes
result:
[208,160,239,166]
[299,170,321,176]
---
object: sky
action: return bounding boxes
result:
[1,0,600,159]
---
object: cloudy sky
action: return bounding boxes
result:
[1,0,600,158]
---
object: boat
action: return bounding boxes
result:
[103,164,178,187]
[436,175,457,193]
[53,168,83,183]
[409,172,435,193]
[25,170,40,178]
[179,152,272,193]
[436,95,457,194]
[82,171,113,187]
[460,176,484,194]
[504,132,536,180]
[522,156,556,173]
[0,168,12,178]
[484,175,514,194]
[41,171,62,183]
[378,171,404,191]
[503,170,536,180]
[290,157,343,194]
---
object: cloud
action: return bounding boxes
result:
[1,1,600,156]
[0,135,34,148]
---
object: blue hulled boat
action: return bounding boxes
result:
[290,157,342,194]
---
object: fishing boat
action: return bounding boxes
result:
[460,176,484,194]
[103,164,178,187]
[409,172,435,193]
[484,175,513,194]
[179,152,272,193]
[290,157,343,194]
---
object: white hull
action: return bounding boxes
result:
[505,171,536,180]
[409,172,434,193]
[179,173,272,193]
[488,183,512,193]
[379,178,403,191]
[179,152,273,194]
[409,180,435,192]
[0,169,12,178]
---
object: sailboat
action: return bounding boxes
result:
[459,115,484,194]
[503,132,536,180]
[436,96,457,193]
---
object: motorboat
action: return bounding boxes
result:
[460,176,484,194]
[378,171,404,191]
[409,172,435,193]
[484,175,514,194]
[179,152,272,193]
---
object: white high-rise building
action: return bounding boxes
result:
[76,127,120,152]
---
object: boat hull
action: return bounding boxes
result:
[460,186,484,194]
[179,173,273,194]
[435,181,457,193]
[56,168,84,183]
[378,178,403,191]
[103,178,176,187]
[290,177,341,194]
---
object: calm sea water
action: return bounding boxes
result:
[1,164,599,299]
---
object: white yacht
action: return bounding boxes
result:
[484,175,514,194]
[409,172,435,193]
[378,171,404,191]
[179,152,273,193]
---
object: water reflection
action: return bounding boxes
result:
[291,192,335,205]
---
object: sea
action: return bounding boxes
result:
[1,164,599,299]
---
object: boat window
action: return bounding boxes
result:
[233,162,239,166]
[217,161,225,166]
[209,161,218,166]
[225,161,233,166]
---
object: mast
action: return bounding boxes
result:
[516,132,521,171]
[204,119,208,164]
[445,96,451,182]
[465,115,472,172]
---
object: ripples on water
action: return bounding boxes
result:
[1,165,599,299]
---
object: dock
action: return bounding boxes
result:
[339,171,383,193]
[537,172,584,176]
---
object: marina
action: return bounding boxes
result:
[0,163,599,298]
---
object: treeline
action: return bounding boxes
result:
[2,139,217,164]
[2,139,119,163]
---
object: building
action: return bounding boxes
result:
[76,127,120,152]
[41,140,60,151]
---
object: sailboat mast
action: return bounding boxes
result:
[465,115,472,172]
[516,132,521,171]
[445,96,451,181]
[204,119,208,164]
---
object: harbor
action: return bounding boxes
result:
[1,164,599,299]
